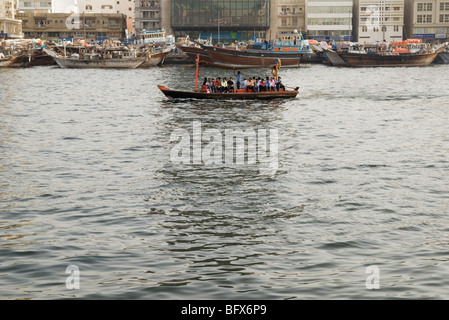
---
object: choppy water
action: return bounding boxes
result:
[1,63,449,300]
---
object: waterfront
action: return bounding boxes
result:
[1,64,449,299]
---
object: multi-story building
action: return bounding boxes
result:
[134,0,161,35]
[168,0,271,42]
[404,0,449,42]
[16,11,127,40]
[1,0,23,38]
[17,1,52,13]
[276,0,306,36]
[354,0,404,42]
[306,0,354,41]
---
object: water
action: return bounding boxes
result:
[1,64,449,300]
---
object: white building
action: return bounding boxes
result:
[17,1,52,13]
[355,0,404,42]
[306,0,354,41]
[404,0,449,41]
[1,0,23,38]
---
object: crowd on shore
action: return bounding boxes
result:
[202,71,286,93]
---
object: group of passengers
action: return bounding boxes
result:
[202,71,286,93]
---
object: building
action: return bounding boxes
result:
[354,0,404,42]
[169,0,271,42]
[306,0,354,41]
[276,0,306,36]
[17,1,53,13]
[404,0,449,42]
[16,11,127,40]
[115,0,135,36]
[134,0,162,35]
[1,0,23,38]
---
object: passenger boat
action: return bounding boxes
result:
[157,85,298,100]
[157,56,299,100]
[323,39,444,67]
[43,47,147,69]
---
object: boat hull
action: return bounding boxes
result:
[203,46,301,69]
[0,58,11,67]
[52,56,146,69]
[176,44,214,65]
[434,51,449,64]
[139,51,170,68]
[158,85,298,100]
[329,50,441,67]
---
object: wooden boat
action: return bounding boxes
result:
[433,44,449,64]
[26,48,56,67]
[323,40,444,67]
[0,48,28,67]
[158,85,298,100]
[202,44,302,69]
[0,58,12,67]
[175,43,214,65]
[44,47,146,69]
[198,34,313,69]
[157,55,298,100]
[139,50,170,68]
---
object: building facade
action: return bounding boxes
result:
[1,0,23,38]
[169,0,271,42]
[134,0,162,35]
[306,0,354,41]
[276,0,306,35]
[17,1,52,13]
[354,0,404,42]
[404,0,449,41]
[16,11,127,40]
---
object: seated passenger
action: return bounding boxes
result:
[240,78,247,91]
[228,77,235,93]
[214,77,221,93]
[221,77,228,93]
[265,77,270,91]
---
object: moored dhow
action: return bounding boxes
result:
[323,39,445,67]
[44,47,147,69]
[201,34,313,69]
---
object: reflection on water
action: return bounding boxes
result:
[0,65,449,299]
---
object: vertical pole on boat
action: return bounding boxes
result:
[195,54,200,92]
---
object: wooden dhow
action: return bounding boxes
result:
[158,55,299,100]
[43,47,147,69]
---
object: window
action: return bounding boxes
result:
[362,26,367,32]
[86,5,92,11]
[440,14,449,22]
[394,26,399,32]
[417,14,432,23]
[417,3,432,11]
[441,2,449,11]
